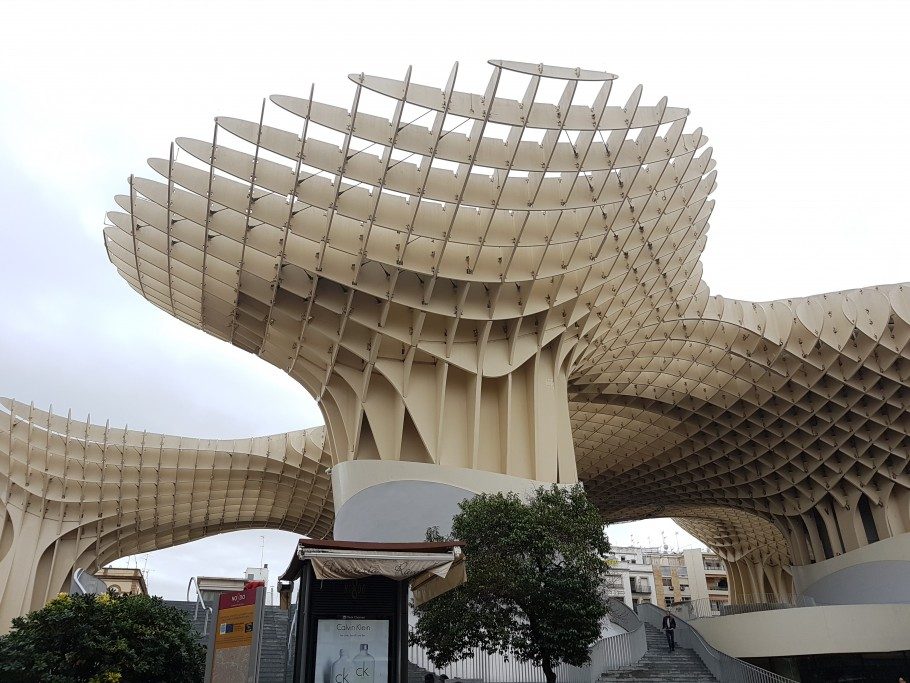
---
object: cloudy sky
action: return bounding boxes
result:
[2,0,908,600]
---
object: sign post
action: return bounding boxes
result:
[204,585,266,683]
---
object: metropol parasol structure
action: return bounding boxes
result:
[1,60,908,629]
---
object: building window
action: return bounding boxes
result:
[664,597,673,607]
[678,567,688,578]
[662,578,672,587]
[680,584,689,591]
[660,566,671,576]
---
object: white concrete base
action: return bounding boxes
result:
[790,532,910,605]
[691,604,910,658]
[331,460,555,542]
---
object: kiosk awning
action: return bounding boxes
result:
[278,539,466,606]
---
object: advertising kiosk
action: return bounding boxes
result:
[278,539,465,683]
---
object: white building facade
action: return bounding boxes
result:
[606,545,730,612]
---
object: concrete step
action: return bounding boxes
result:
[165,599,293,683]
[598,624,717,683]
[406,659,436,683]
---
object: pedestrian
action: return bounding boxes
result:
[423,673,435,683]
[439,675,448,683]
[661,613,677,651]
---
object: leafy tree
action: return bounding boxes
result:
[411,484,610,683]
[0,592,205,682]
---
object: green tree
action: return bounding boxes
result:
[411,484,610,683]
[0,592,205,682]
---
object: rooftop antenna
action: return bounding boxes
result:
[675,531,680,552]
[260,535,265,568]
[661,531,668,553]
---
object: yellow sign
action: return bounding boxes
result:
[214,603,255,650]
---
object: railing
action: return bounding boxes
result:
[287,602,299,673]
[669,593,816,621]
[71,568,109,595]
[568,599,647,681]
[408,644,547,683]
[638,603,797,683]
[72,568,90,594]
[186,577,213,637]
[407,598,646,683]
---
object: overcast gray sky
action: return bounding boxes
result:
[2,0,908,600]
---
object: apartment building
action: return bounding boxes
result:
[605,545,730,612]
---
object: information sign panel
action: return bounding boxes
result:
[206,586,264,683]
[314,619,389,683]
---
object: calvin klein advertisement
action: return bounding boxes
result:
[315,619,389,683]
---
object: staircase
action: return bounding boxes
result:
[597,624,717,682]
[164,599,211,644]
[259,607,291,682]
[164,599,292,682]
[407,660,436,683]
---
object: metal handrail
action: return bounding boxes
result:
[72,568,89,595]
[287,602,299,671]
[638,602,797,682]
[669,593,816,620]
[186,576,205,619]
[578,598,648,676]
[606,598,642,632]
[407,598,646,683]
[186,576,213,636]
[72,568,109,595]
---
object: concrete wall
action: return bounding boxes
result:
[331,460,555,542]
[691,604,910,658]
[334,479,476,542]
[791,532,910,605]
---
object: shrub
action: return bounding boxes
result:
[0,592,205,682]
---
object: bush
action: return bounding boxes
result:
[0,592,205,682]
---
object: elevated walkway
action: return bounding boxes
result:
[688,603,910,659]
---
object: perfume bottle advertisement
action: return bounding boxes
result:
[315,619,389,683]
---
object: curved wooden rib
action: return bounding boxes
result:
[90,59,910,604]
[0,399,332,629]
